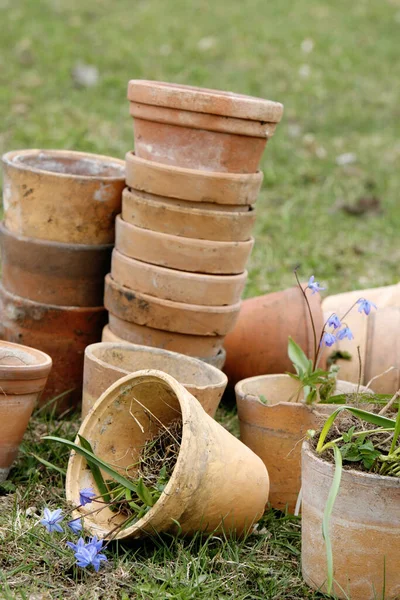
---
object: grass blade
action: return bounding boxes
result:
[322,444,342,595]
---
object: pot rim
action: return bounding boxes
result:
[86,342,227,389]
[127,80,283,123]
[0,282,107,312]
[0,340,52,380]
[2,149,126,182]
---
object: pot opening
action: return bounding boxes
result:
[13,152,125,178]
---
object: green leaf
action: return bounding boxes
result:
[390,407,400,454]
[28,452,66,476]
[288,337,311,378]
[136,478,155,507]
[322,444,343,595]
[43,435,138,494]
[77,435,111,503]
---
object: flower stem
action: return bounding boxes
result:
[294,269,318,369]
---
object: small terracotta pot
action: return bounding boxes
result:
[127,80,283,173]
[104,318,225,360]
[111,249,247,306]
[66,370,269,539]
[223,286,325,387]
[2,149,125,244]
[0,284,107,411]
[0,222,112,307]
[122,188,256,242]
[82,342,227,418]
[302,441,400,599]
[115,215,253,275]
[104,274,241,336]
[235,374,368,513]
[0,341,52,481]
[125,152,263,206]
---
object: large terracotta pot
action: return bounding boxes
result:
[102,324,226,369]
[302,441,400,599]
[66,370,269,539]
[111,249,247,306]
[0,341,52,481]
[115,215,253,275]
[82,342,227,418]
[235,374,366,513]
[0,283,107,411]
[122,188,256,242]
[0,222,112,307]
[128,80,283,173]
[125,152,263,206]
[2,149,125,244]
[223,286,325,386]
[104,275,241,336]
[322,284,400,394]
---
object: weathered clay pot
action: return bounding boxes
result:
[322,284,400,394]
[125,152,263,206]
[2,149,125,244]
[235,375,367,512]
[128,80,283,173]
[122,188,256,242]
[302,441,400,599]
[111,249,247,306]
[224,286,326,387]
[82,342,227,418]
[0,222,112,307]
[115,215,253,275]
[104,275,241,336]
[0,284,107,411]
[0,341,52,481]
[104,317,225,360]
[66,370,269,539]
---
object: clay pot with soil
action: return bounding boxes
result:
[0,283,107,411]
[125,153,263,206]
[0,341,52,481]
[235,374,370,512]
[2,149,125,244]
[127,80,283,173]
[0,223,112,307]
[104,274,241,336]
[302,441,400,599]
[111,249,247,306]
[223,286,325,387]
[115,215,253,275]
[122,188,256,242]
[82,342,227,418]
[66,370,270,539]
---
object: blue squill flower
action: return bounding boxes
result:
[357,298,377,316]
[327,314,341,329]
[79,487,96,506]
[67,518,82,534]
[40,508,64,533]
[336,327,354,341]
[321,332,336,347]
[307,275,326,295]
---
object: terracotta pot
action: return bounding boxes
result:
[104,274,240,336]
[122,187,256,242]
[66,370,269,539]
[2,149,125,244]
[0,283,107,411]
[235,374,367,512]
[115,215,253,275]
[0,341,52,481]
[104,319,225,362]
[82,342,227,418]
[223,286,326,387]
[302,441,400,599]
[127,80,283,173]
[125,152,263,206]
[0,222,112,307]
[322,284,400,394]
[111,249,247,306]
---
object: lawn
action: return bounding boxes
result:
[1,0,400,598]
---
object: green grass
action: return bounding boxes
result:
[1,0,399,597]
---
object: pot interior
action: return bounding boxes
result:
[14,151,125,178]
[0,347,39,367]
[239,375,302,405]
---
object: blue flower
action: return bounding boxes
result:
[75,544,107,571]
[321,332,336,347]
[327,314,341,329]
[79,487,96,506]
[357,298,377,316]
[67,518,82,534]
[87,536,104,552]
[307,275,326,295]
[336,326,354,341]
[40,508,64,533]
[67,537,86,552]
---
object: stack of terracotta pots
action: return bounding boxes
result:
[102,80,284,367]
[0,149,125,411]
